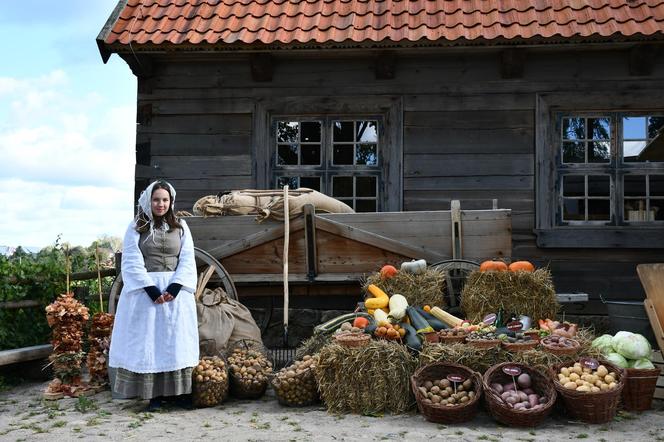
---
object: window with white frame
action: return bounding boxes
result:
[556,113,664,225]
[272,118,381,212]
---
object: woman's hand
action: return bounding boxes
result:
[155,292,175,304]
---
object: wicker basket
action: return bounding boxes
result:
[438,333,467,344]
[423,332,439,343]
[482,362,556,427]
[271,365,320,407]
[524,331,541,342]
[227,340,272,400]
[192,356,229,408]
[467,339,501,350]
[334,333,371,348]
[622,367,660,412]
[411,362,482,424]
[551,360,625,424]
[502,340,539,352]
[540,338,581,357]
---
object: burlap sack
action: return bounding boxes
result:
[196,287,262,356]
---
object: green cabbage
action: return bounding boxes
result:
[605,352,629,368]
[629,358,656,370]
[591,334,615,355]
[611,331,651,360]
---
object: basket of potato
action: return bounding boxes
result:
[551,359,625,424]
[192,356,229,408]
[271,355,320,407]
[482,362,556,427]
[410,362,482,424]
[227,341,273,399]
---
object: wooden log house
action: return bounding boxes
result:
[97,0,664,318]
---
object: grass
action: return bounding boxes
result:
[576,434,588,439]
[74,396,97,413]
[51,420,67,428]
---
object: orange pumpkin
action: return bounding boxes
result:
[380,264,398,279]
[509,261,535,272]
[479,260,508,272]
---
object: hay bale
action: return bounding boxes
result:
[315,340,417,415]
[419,328,601,375]
[460,269,558,324]
[362,268,446,308]
[295,333,330,360]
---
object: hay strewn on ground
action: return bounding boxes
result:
[315,340,417,415]
[362,268,446,308]
[460,269,558,323]
[419,328,601,375]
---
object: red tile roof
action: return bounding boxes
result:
[100,0,664,51]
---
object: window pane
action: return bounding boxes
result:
[650,175,664,196]
[333,145,354,165]
[563,141,584,163]
[300,121,321,142]
[623,116,646,139]
[278,144,298,165]
[563,117,585,140]
[356,121,378,142]
[277,121,298,143]
[651,199,664,220]
[300,177,321,191]
[356,144,377,165]
[277,176,298,189]
[562,176,584,197]
[333,121,354,142]
[355,200,377,212]
[647,117,664,139]
[625,199,648,221]
[563,199,585,220]
[624,175,646,197]
[301,145,320,165]
[588,200,610,221]
[356,176,377,197]
[588,176,610,197]
[332,176,353,197]
[624,140,648,162]
[588,141,610,163]
[588,117,610,140]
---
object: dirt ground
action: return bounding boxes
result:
[0,381,661,442]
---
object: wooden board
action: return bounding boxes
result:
[651,350,664,400]
[638,264,664,352]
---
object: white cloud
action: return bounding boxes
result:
[0,69,135,248]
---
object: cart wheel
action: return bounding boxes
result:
[108,246,237,314]
[429,259,480,313]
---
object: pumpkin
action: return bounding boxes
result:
[365,284,390,309]
[508,261,535,272]
[479,260,508,272]
[400,259,427,274]
[380,264,398,279]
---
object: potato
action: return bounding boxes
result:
[491,383,504,393]
[505,395,518,405]
[517,373,532,389]
[604,375,615,384]
[528,394,539,408]
[596,365,608,377]
[576,385,590,392]
[609,382,617,389]
[564,382,577,390]
[561,367,570,377]
[569,373,580,382]
[591,386,601,393]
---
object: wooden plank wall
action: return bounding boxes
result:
[137,48,664,314]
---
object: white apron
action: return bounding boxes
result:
[109,220,199,373]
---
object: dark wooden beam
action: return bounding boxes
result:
[500,49,526,79]
[629,44,657,76]
[250,54,273,82]
[120,53,153,77]
[303,204,318,281]
[374,51,396,80]
[136,139,151,166]
[137,103,152,126]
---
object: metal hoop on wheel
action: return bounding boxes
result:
[108,246,237,314]
[429,259,480,312]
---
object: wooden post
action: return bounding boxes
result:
[303,204,318,281]
[451,200,463,260]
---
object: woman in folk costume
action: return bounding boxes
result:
[109,180,198,410]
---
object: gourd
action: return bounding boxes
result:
[388,294,409,321]
[429,306,464,328]
[508,261,535,272]
[479,260,508,272]
[373,308,390,324]
[400,259,427,274]
[380,265,398,279]
[406,306,434,334]
[365,284,390,309]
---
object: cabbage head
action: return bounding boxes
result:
[605,352,629,368]
[629,358,656,370]
[591,334,614,355]
[611,331,651,359]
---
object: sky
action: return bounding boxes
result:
[0,0,136,250]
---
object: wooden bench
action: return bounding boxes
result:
[0,344,52,367]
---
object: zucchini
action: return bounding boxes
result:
[314,312,371,335]
[406,306,434,334]
[399,322,422,351]
[413,307,448,330]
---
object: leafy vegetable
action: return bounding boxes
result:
[591,334,614,355]
[611,331,651,360]
[605,352,629,368]
[629,358,656,370]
